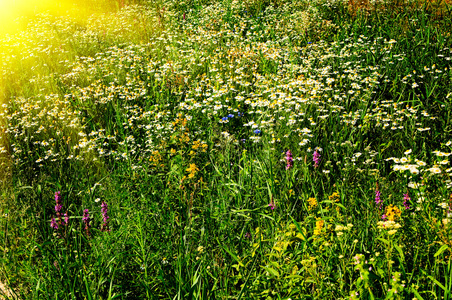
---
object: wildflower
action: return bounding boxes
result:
[54,191,64,227]
[269,197,276,210]
[51,217,58,230]
[53,261,59,271]
[375,190,382,209]
[55,191,62,213]
[285,150,293,170]
[329,192,340,202]
[186,163,199,179]
[438,202,449,209]
[403,193,410,210]
[83,209,90,236]
[254,129,261,134]
[314,218,324,235]
[428,166,441,174]
[101,201,110,232]
[385,204,401,221]
[307,197,317,210]
[313,149,320,168]
[64,212,69,225]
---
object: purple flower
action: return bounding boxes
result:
[269,198,276,210]
[82,209,90,226]
[313,149,321,168]
[83,209,90,236]
[381,214,387,221]
[285,150,293,170]
[51,217,58,230]
[101,202,110,232]
[403,193,410,210]
[55,191,61,202]
[375,190,382,209]
[64,212,69,225]
[55,191,62,214]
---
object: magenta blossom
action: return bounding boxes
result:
[375,190,382,209]
[83,209,91,236]
[285,150,294,170]
[51,218,58,230]
[403,193,410,210]
[269,198,276,210]
[64,212,69,225]
[55,191,62,215]
[313,149,321,168]
[101,201,110,232]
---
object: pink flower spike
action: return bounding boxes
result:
[268,198,276,210]
[313,149,321,168]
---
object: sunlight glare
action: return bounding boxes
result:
[0,0,87,35]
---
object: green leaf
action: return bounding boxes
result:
[263,266,280,278]
[434,244,449,258]
[394,244,405,261]
[377,237,390,246]
[411,288,425,300]
[428,275,447,291]
[84,277,93,300]
[221,243,244,267]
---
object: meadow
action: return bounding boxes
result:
[0,0,451,298]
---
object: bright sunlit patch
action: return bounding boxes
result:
[0,0,19,34]
[0,0,84,35]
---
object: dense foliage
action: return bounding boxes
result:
[0,0,452,299]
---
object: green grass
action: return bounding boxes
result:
[0,0,452,298]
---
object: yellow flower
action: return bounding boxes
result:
[385,204,401,221]
[186,163,199,173]
[329,192,340,202]
[308,197,317,210]
[186,163,199,178]
[314,218,324,235]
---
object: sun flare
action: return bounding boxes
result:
[0,0,85,35]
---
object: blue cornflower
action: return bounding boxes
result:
[228,114,234,118]
[222,116,228,121]
[254,129,261,134]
